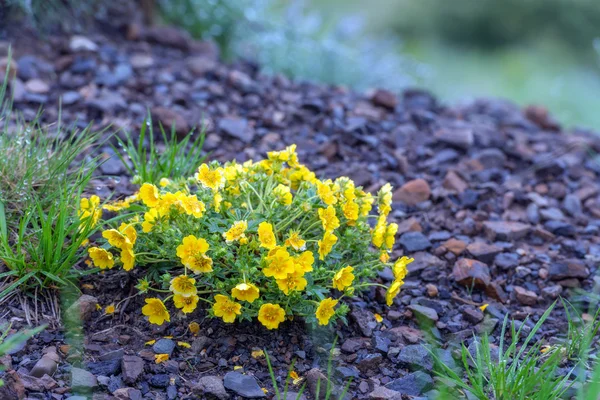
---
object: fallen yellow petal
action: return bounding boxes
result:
[178,341,191,349]
[374,313,383,323]
[479,304,489,312]
[251,349,265,359]
[145,340,156,346]
[155,353,169,364]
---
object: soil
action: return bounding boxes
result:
[1,6,600,400]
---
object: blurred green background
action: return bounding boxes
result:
[159,0,600,129]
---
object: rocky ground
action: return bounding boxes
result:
[1,12,600,400]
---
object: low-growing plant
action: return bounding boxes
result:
[89,145,411,329]
[0,324,45,386]
[112,117,206,186]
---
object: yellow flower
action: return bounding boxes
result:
[380,251,390,263]
[258,303,285,330]
[285,230,306,251]
[386,280,404,306]
[139,183,160,207]
[318,206,340,232]
[263,248,295,279]
[393,256,414,281]
[176,235,210,261]
[273,184,292,205]
[173,294,199,314]
[185,254,214,274]
[170,275,198,297]
[142,298,170,325]
[118,222,137,244]
[212,295,241,323]
[189,322,200,335]
[251,349,265,359]
[332,266,355,291]
[315,298,338,326]
[142,208,162,233]
[213,191,223,212]
[317,231,338,260]
[105,305,115,314]
[178,341,191,349]
[88,247,114,269]
[378,183,393,217]
[223,220,248,243]
[384,223,398,249]
[102,229,129,249]
[121,243,135,271]
[374,313,383,323]
[155,353,169,364]
[276,271,307,295]
[293,251,314,273]
[289,370,303,385]
[231,283,260,303]
[159,178,171,187]
[79,195,102,226]
[180,194,206,218]
[196,164,225,190]
[479,303,489,312]
[145,339,156,346]
[371,215,387,248]
[317,180,337,205]
[342,200,359,223]
[258,222,277,250]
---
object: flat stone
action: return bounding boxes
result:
[149,374,170,388]
[548,261,589,280]
[443,238,467,255]
[71,367,98,391]
[513,286,538,306]
[25,79,50,94]
[152,107,190,136]
[398,232,432,252]
[407,304,439,322]
[357,353,383,372]
[393,179,431,206]
[434,128,473,149]
[483,221,531,241]
[223,371,265,398]
[219,118,254,144]
[86,359,120,376]
[443,170,468,193]
[494,253,520,270]
[542,284,563,299]
[371,89,397,109]
[65,294,98,322]
[121,355,144,384]
[385,371,434,396]
[466,242,502,264]
[153,339,176,356]
[368,385,402,400]
[397,345,433,371]
[476,148,506,169]
[30,352,59,378]
[452,258,491,288]
[192,376,230,400]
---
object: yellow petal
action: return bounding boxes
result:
[251,349,264,359]
[374,313,383,323]
[479,304,489,312]
[145,340,156,346]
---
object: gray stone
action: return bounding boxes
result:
[548,261,589,280]
[219,118,254,143]
[86,359,120,376]
[540,207,566,221]
[71,367,98,391]
[563,194,582,216]
[476,148,506,169]
[192,376,230,400]
[121,355,144,384]
[149,374,170,388]
[483,221,530,241]
[30,352,59,378]
[368,385,403,399]
[398,345,433,371]
[407,304,439,322]
[223,371,265,398]
[494,253,519,270]
[398,232,431,252]
[385,371,434,396]
[153,339,176,356]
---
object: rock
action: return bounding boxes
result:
[65,294,98,322]
[25,79,50,94]
[306,368,340,400]
[152,107,190,136]
[462,307,484,324]
[87,91,127,113]
[466,242,502,264]
[357,353,383,372]
[513,286,538,306]
[152,338,176,356]
[407,304,439,322]
[443,238,467,255]
[540,207,565,221]
[385,371,434,396]
[371,89,397,109]
[483,221,531,241]
[187,55,218,75]
[434,128,473,149]
[398,345,433,371]
[86,359,121,376]
[350,308,377,337]
[150,374,170,388]
[0,370,25,400]
[30,352,59,378]
[393,179,431,206]
[544,220,576,237]
[129,54,154,68]
[121,355,144,384]
[368,386,403,400]
[398,232,432,252]
[143,26,191,50]
[192,376,230,400]
[223,372,265,398]
[542,285,563,299]
[548,261,589,280]
[0,57,18,80]
[70,35,98,52]
[494,253,520,270]
[71,367,98,391]
[476,148,506,169]
[62,91,82,105]
[452,258,491,288]
[219,118,255,144]
[113,387,143,400]
[443,170,468,193]
[563,194,582,216]
[425,283,438,297]
[341,337,366,353]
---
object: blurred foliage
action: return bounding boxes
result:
[1,0,104,32]
[158,0,417,91]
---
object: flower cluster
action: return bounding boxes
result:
[85,145,411,329]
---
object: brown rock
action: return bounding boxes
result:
[513,286,538,306]
[486,282,508,303]
[152,106,191,136]
[0,57,17,80]
[443,238,467,256]
[369,386,402,400]
[371,89,398,109]
[65,295,98,322]
[186,55,218,76]
[0,370,25,400]
[452,258,491,288]
[425,283,438,297]
[434,128,473,149]
[548,261,589,280]
[443,170,468,193]
[122,355,144,384]
[466,242,502,264]
[393,179,431,206]
[396,217,422,235]
[483,221,531,241]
